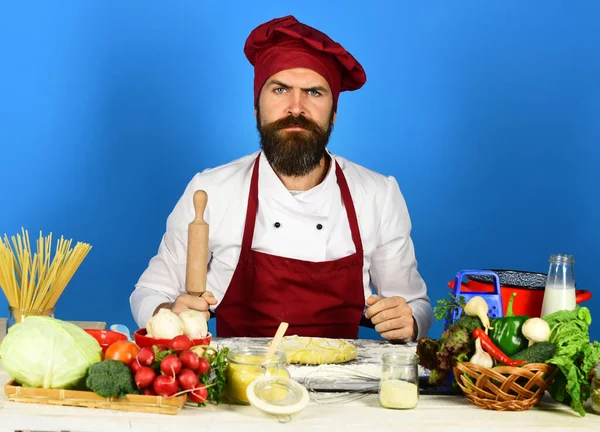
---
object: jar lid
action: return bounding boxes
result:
[246,376,309,416]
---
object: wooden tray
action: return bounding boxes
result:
[4,379,187,415]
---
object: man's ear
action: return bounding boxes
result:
[254,108,257,120]
[332,111,337,125]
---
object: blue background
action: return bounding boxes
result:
[1,1,599,341]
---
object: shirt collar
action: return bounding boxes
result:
[258,149,337,198]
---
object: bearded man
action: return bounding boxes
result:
[131,16,433,342]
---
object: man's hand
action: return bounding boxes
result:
[365,295,415,342]
[155,291,218,321]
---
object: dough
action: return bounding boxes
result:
[275,336,358,365]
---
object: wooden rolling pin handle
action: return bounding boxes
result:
[185,190,209,296]
[192,190,208,224]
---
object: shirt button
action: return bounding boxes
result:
[274,222,281,228]
[316,224,323,230]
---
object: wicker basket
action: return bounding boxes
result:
[453,362,556,411]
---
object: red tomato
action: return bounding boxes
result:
[104,340,140,365]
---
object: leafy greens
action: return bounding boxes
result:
[543,306,600,416]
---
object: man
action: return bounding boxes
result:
[130,15,433,341]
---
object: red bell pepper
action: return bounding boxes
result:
[472,328,527,367]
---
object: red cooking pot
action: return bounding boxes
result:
[448,269,592,318]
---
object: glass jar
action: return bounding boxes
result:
[6,306,55,334]
[591,364,600,414]
[378,352,419,409]
[541,254,576,317]
[224,346,290,405]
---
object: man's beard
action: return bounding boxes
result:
[257,108,334,177]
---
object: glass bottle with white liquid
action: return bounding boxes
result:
[541,254,576,317]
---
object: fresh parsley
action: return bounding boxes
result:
[433,292,466,322]
[199,346,229,405]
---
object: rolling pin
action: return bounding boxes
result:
[185,190,209,296]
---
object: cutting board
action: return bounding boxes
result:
[212,337,426,392]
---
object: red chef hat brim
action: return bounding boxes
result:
[245,16,366,107]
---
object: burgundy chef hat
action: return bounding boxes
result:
[244,15,367,107]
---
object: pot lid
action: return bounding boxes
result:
[468,269,548,289]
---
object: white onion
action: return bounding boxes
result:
[179,310,208,339]
[146,308,184,339]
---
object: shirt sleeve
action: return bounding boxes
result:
[129,287,172,329]
[129,175,202,328]
[369,176,433,340]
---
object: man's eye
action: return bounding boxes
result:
[308,90,321,97]
[274,87,287,94]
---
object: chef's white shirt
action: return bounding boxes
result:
[130,150,433,339]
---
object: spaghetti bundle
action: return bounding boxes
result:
[0,228,92,314]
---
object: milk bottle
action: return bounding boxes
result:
[541,254,576,317]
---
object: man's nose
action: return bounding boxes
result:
[286,91,305,116]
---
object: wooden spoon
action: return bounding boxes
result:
[185,190,209,296]
[266,322,289,359]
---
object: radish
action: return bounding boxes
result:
[153,375,179,397]
[143,387,157,396]
[135,366,156,389]
[170,335,192,352]
[179,350,200,371]
[188,383,208,403]
[130,358,143,374]
[155,344,169,352]
[160,354,182,376]
[137,347,155,366]
[197,357,211,375]
[177,368,199,390]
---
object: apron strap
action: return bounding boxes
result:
[334,161,364,259]
[240,154,261,253]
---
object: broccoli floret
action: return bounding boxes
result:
[451,315,483,334]
[85,360,138,398]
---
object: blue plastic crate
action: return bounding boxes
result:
[444,269,504,329]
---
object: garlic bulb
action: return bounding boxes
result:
[146,308,184,339]
[179,310,208,339]
[470,337,494,368]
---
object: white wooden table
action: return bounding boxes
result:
[1,363,599,431]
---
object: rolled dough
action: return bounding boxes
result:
[275,335,358,365]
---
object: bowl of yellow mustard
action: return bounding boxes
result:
[224,345,290,404]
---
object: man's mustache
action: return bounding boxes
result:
[269,115,323,133]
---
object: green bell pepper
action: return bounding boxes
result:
[489,292,529,356]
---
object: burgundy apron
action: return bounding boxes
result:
[216,154,365,338]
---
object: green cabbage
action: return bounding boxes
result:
[0,316,102,389]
